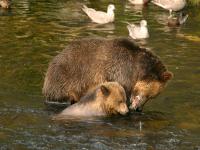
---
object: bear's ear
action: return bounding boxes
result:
[161,71,173,82]
[99,85,110,96]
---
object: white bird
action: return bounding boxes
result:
[82,4,115,24]
[128,0,149,5]
[127,20,149,39]
[0,0,11,8]
[152,0,186,14]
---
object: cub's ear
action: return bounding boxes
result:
[161,71,173,82]
[99,85,110,96]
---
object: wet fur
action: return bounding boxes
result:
[43,38,170,104]
[53,82,128,119]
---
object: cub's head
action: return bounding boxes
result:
[97,82,129,115]
[130,71,173,112]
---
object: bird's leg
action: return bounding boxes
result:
[169,9,173,17]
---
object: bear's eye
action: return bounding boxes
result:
[118,100,123,103]
[133,89,138,95]
[146,94,152,99]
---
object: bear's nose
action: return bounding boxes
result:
[135,107,143,112]
[120,104,129,115]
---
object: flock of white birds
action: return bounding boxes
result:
[82,0,187,39]
[0,0,188,39]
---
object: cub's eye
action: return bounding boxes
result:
[118,100,123,103]
[133,89,138,95]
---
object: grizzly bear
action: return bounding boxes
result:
[43,38,173,112]
[53,82,129,119]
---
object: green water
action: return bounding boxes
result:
[0,0,200,149]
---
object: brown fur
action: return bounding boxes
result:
[54,82,129,119]
[43,38,173,111]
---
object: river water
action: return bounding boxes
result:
[0,0,200,149]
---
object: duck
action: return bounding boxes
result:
[128,0,149,5]
[152,0,186,14]
[82,4,115,24]
[127,20,149,39]
[168,12,188,27]
[0,0,10,9]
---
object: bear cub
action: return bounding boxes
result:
[54,82,129,119]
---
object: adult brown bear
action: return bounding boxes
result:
[43,38,173,111]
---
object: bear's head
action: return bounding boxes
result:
[97,82,129,115]
[130,71,173,111]
[130,50,173,112]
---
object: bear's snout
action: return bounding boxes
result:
[129,95,146,112]
[118,103,129,115]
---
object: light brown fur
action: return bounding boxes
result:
[130,78,171,111]
[53,82,129,119]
